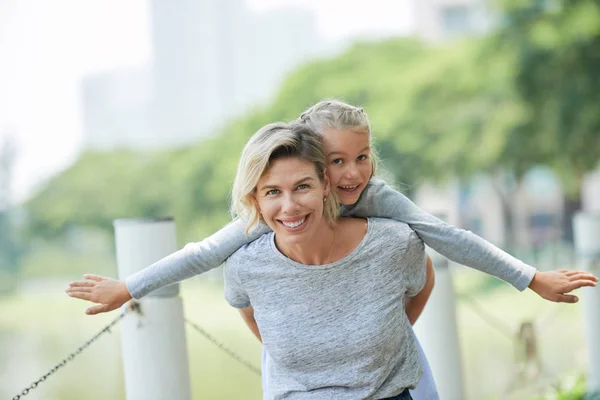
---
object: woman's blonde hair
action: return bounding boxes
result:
[298,99,378,176]
[231,121,339,233]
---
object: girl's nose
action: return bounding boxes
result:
[344,164,359,180]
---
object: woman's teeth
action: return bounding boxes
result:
[282,218,305,228]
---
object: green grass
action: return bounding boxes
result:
[0,271,591,400]
[0,279,262,400]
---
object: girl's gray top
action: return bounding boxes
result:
[126,178,536,299]
[224,218,427,400]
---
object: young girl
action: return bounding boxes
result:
[66,100,597,399]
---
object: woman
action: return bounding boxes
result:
[68,121,430,399]
[224,121,426,399]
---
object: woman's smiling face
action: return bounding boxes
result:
[254,156,330,245]
[321,128,373,205]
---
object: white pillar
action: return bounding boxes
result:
[114,218,192,400]
[573,213,600,392]
[413,251,465,400]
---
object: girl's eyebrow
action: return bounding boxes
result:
[327,146,371,157]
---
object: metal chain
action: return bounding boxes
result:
[459,294,515,339]
[12,302,139,400]
[185,318,261,376]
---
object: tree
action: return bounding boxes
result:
[0,135,20,289]
[494,0,600,239]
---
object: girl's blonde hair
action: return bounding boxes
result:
[298,99,378,176]
[231,121,339,233]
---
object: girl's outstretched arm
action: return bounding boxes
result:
[66,219,270,314]
[125,219,269,299]
[342,178,597,302]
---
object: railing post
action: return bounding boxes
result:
[573,213,600,393]
[413,250,465,400]
[114,218,191,400]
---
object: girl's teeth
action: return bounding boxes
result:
[282,218,305,228]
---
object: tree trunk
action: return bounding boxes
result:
[561,169,585,244]
[490,170,518,253]
[562,195,582,244]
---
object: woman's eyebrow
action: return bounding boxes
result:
[258,176,315,191]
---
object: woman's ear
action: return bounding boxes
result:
[252,195,261,214]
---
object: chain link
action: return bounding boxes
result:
[185,318,261,376]
[459,293,515,339]
[12,302,139,400]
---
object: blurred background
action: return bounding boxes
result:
[1,0,599,399]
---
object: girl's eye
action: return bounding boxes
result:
[357,154,369,161]
[297,184,309,190]
[332,158,343,165]
[266,189,280,196]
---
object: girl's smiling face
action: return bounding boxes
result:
[322,128,373,205]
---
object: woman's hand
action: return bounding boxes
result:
[66,274,132,315]
[528,270,598,303]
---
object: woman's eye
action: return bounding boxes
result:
[357,154,369,161]
[332,158,343,165]
[297,184,309,190]
[266,189,279,196]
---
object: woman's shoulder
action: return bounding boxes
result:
[228,232,274,264]
[366,218,421,243]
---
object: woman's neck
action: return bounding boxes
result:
[276,221,336,265]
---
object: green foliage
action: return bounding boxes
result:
[22,4,600,240]
[494,0,600,198]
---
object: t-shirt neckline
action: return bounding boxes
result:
[269,218,373,270]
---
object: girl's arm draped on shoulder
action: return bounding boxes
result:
[341,178,536,291]
[126,219,270,299]
[67,219,269,315]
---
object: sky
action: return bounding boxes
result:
[0,0,413,204]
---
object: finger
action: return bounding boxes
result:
[83,274,106,282]
[66,287,93,293]
[86,304,111,315]
[566,280,597,292]
[69,281,96,288]
[567,273,598,282]
[69,281,96,287]
[66,291,94,301]
[555,294,579,303]
[563,271,599,281]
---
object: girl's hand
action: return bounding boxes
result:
[66,274,132,315]
[528,270,598,303]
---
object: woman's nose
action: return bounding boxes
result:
[281,193,298,213]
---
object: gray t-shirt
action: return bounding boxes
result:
[224,218,426,400]
[126,178,535,299]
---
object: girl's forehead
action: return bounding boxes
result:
[322,128,370,149]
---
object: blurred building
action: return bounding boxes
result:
[412,0,498,41]
[82,0,323,151]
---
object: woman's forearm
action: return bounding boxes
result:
[406,255,435,325]
[239,306,262,342]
